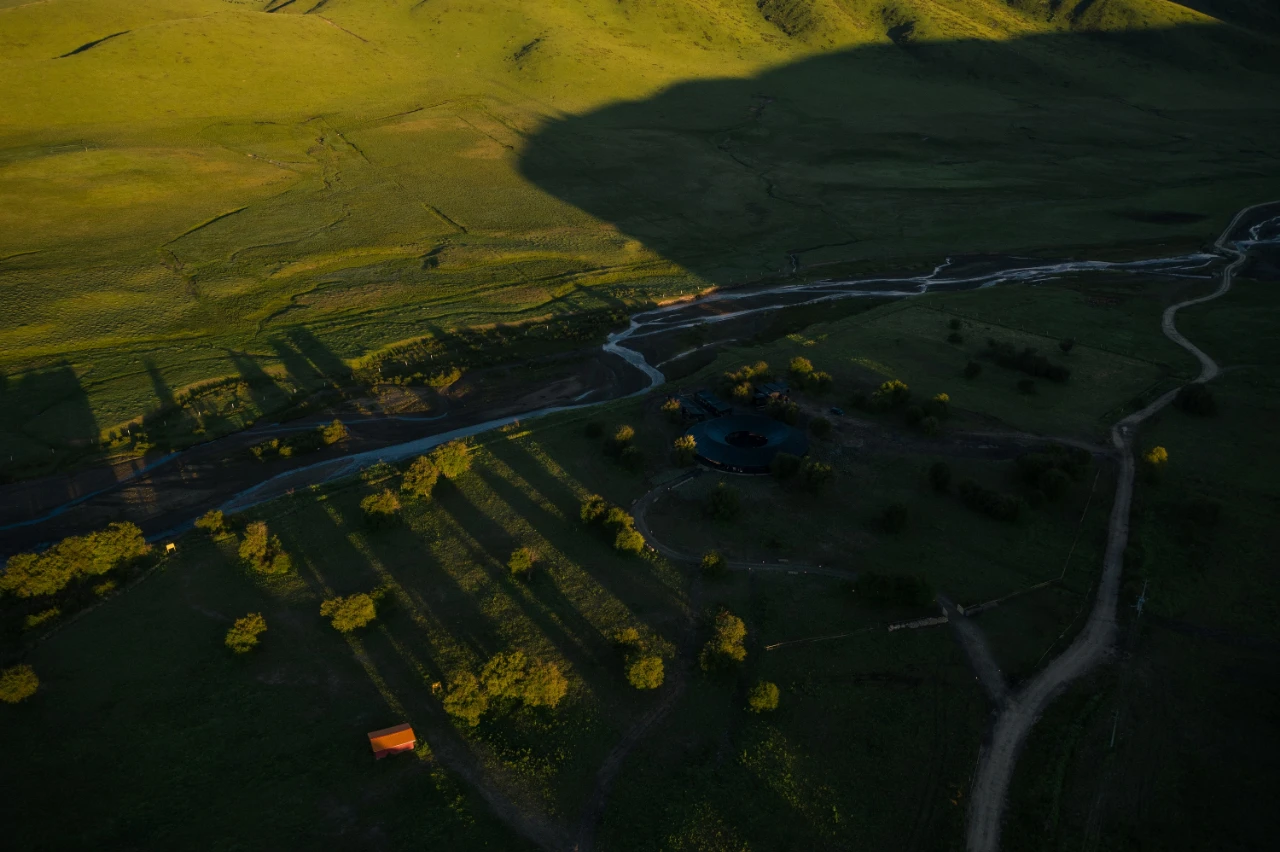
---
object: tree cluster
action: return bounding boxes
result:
[789,356,832,392]
[700,609,748,670]
[1014,443,1092,504]
[238,521,292,574]
[982,339,1071,383]
[580,495,646,553]
[855,572,933,607]
[319,593,377,633]
[443,651,569,726]
[723,361,771,400]
[248,419,348,460]
[225,613,268,654]
[1,522,149,599]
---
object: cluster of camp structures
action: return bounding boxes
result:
[667,381,791,422]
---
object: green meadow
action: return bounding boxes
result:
[3,0,1280,476]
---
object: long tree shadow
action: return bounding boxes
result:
[0,363,100,475]
[519,25,1280,287]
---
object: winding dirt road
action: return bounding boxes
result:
[963,202,1277,852]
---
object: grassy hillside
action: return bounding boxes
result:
[2,0,1278,477]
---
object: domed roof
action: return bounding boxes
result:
[686,414,809,474]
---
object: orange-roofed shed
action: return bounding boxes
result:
[367,723,416,759]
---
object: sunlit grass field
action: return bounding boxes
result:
[2,0,1279,476]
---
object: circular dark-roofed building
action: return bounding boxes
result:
[686,414,809,474]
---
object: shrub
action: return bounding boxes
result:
[880,502,908,533]
[361,489,401,526]
[195,510,226,536]
[1017,378,1036,395]
[401,456,440,499]
[705,483,741,522]
[731,381,754,401]
[947,331,964,344]
[673,434,697,466]
[238,521,292,574]
[0,522,149,599]
[809,416,831,438]
[225,613,268,654]
[873,379,911,407]
[800,460,833,493]
[1176,383,1217,416]
[700,610,748,670]
[431,440,471,479]
[0,665,39,704]
[612,424,635,447]
[443,673,488,727]
[319,593,377,633]
[508,547,536,580]
[23,608,60,631]
[920,415,940,436]
[320,419,348,445]
[615,527,646,554]
[963,360,983,379]
[747,681,780,713]
[701,550,728,577]
[661,397,682,422]
[929,461,951,492]
[770,452,802,480]
[580,494,609,524]
[612,627,641,647]
[789,356,814,379]
[584,421,604,439]
[1059,338,1075,354]
[627,655,665,690]
[855,573,933,607]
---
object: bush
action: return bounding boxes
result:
[947,331,964,344]
[920,415,940,436]
[361,489,401,526]
[508,547,536,580]
[700,609,747,670]
[320,419,348,445]
[724,361,771,386]
[1017,378,1036,395]
[627,655,665,690]
[612,424,635,447]
[747,680,780,713]
[770,452,802,480]
[612,626,641,647]
[799,460,833,493]
[705,483,741,522]
[615,527,646,554]
[809,416,832,438]
[443,672,488,727]
[580,494,609,524]
[225,613,268,654]
[0,665,39,705]
[0,522,149,599]
[238,521,292,574]
[195,510,226,536]
[584,421,604,439]
[23,608,60,631]
[673,434,697,466]
[1176,383,1217,416]
[319,594,377,632]
[661,397,682,422]
[929,461,952,492]
[731,381,754,401]
[701,550,728,577]
[431,440,471,479]
[401,456,440,499]
[855,573,933,607]
[880,502,908,533]
[964,360,983,379]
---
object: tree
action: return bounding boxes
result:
[805,371,833,393]
[1,522,150,599]
[1059,338,1075,355]
[443,672,489,727]
[361,489,401,526]
[0,664,38,704]
[1144,446,1169,467]
[705,483,741,523]
[615,527,646,554]
[747,681,780,713]
[195,510,226,536]
[238,521,292,574]
[700,609,747,669]
[627,655,665,690]
[661,397,682,422]
[701,550,728,577]
[766,398,799,424]
[580,494,609,524]
[873,379,911,407]
[320,419,348,445]
[225,613,267,654]
[929,461,952,492]
[319,593,377,632]
[402,456,440,499]
[520,661,569,708]
[789,356,814,380]
[809,416,831,438]
[925,393,950,419]
[770,452,802,480]
[508,547,536,580]
[431,440,471,479]
[673,434,697,466]
[799,460,833,493]
[964,360,983,379]
[610,424,636,453]
[880,502,908,533]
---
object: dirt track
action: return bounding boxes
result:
[962,201,1277,852]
